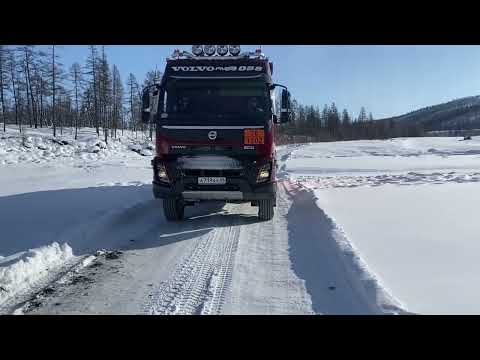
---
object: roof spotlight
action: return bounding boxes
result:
[229,45,241,56]
[192,45,204,56]
[204,45,216,56]
[216,45,228,56]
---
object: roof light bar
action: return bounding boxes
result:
[170,45,267,60]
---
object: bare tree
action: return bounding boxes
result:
[18,46,38,129]
[98,46,112,143]
[0,46,8,132]
[112,64,123,139]
[70,62,83,140]
[127,73,140,138]
[48,45,66,137]
[34,49,50,128]
[7,50,21,131]
[85,45,100,136]
[51,45,56,136]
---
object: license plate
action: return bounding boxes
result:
[198,177,226,185]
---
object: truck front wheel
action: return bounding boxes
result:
[258,199,274,221]
[163,198,185,221]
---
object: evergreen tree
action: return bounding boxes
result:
[358,106,367,122]
[341,109,351,126]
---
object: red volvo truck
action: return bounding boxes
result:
[141,45,292,221]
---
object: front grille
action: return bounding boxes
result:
[182,169,243,177]
[190,146,212,152]
[213,145,233,151]
[184,184,240,191]
[174,145,234,152]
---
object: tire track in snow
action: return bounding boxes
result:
[144,213,240,315]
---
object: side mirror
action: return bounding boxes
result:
[142,85,162,123]
[280,89,292,123]
[151,88,159,116]
[142,88,151,124]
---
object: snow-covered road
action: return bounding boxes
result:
[4,126,478,314]
[2,176,400,315]
[0,126,403,314]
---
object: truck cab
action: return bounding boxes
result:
[142,45,292,221]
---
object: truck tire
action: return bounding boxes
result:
[163,198,185,221]
[258,199,274,221]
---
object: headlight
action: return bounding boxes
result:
[192,45,204,56]
[229,45,241,56]
[157,163,169,183]
[204,45,216,56]
[216,45,228,56]
[256,163,271,183]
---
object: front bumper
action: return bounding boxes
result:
[152,179,276,201]
[151,155,276,202]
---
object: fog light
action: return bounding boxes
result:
[257,163,271,182]
[157,164,169,183]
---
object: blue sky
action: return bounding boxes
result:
[36,45,480,119]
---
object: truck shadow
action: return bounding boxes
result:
[0,185,261,258]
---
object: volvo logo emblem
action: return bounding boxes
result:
[208,131,217,140]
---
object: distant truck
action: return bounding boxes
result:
[141,45,292,221]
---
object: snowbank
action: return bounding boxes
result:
[0,242,74,305]
[0,125,155,166]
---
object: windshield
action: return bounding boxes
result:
[165,80,271,125]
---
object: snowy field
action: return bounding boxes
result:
[1,124,478,314]
[285,137,480,314]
